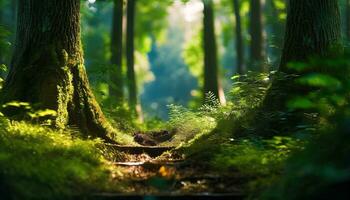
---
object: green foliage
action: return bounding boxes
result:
[287,58,350,116]
[298,73,341,88]
[263,119,350,199]
[0,63,6,89]
[183,30,204,85]
[1,102,59,125]
[0,25,10,51]
[164,103,217,146]
[135,0,172,50]
[261,56,350,199]
[213,136,302,176]
[171,71,272,155]
[0,25,10,89]
[231,71,270,109]
[176,56,350,198]
[0,116,116,199]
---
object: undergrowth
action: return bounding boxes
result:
[0,116,120,199]
[167,56,350,199]
[166,72,272,155]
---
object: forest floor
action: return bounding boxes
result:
[94,131,246,199]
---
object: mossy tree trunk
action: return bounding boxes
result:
[203,0,225,104]
[249,0,265,71]
[233,0,245,75]
[126,0,139,115]
[110,0,124,103]
[1,0,115,142]
[0,2,3,68]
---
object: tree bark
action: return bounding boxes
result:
[233,0,245,75]
[257,0,342,136]
[267,0,285,68]
[249,0,265,71]
[110,0,124,103]
[0,0,115,142]
[279,0,341,72]
[0,2,3,68]
[345,0,350,42]
[126,0,138,114]
[11,0,16,26]
[202,0,223,103]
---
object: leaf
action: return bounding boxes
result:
[2,102,31,109]
[288,97,314,109]
[231,87,241,95]
[298,73,341,88]
[231,75,241,80]
[0,64,7,72]
[287,62,310,72]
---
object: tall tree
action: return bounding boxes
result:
[232,0,245,75]
[110,0,124,103]
[346,0,350,41]
[266,0,286,68]
[260,0,341,133]
[126,0,138,114]
[279,0,341,72]
[0,1,3,68]
[0,0,115,142]
[249,0,265,71]
[203,0,225,104]
[11,0,16,25]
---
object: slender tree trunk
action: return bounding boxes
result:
[110,0,124,103]
[279,0,341,72]
[126,0,138,114]
[233,0,245,75]
[249,0,265,71]
[0,2,3,68]
[345,0,350,42]
[11,0,16,25]
[267,0,285,68]
[202,0,223,103]
[0,0,115,142]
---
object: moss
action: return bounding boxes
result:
[0,116,120,199]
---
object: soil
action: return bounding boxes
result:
[98,141,246,199]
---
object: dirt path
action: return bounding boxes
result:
[94,144,245,199]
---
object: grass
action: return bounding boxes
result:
[0,116,120,199]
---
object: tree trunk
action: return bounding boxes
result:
[11,0,17,26]
[203,0,223,103]
[126,0,138,114]
[0,3,3,68]
[249,0,265,71]
[267,0,285,68]
[110,0,124,103]
[257,0,341,136]
[345,0,350,42]
[0,0,115,142]
[233,0,245,75]
[279,0,341,72]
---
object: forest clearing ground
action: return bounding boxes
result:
[97,138,246,199]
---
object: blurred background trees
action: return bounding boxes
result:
[1,0,349,122]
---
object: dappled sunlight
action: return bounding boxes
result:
[0,0,349,199]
